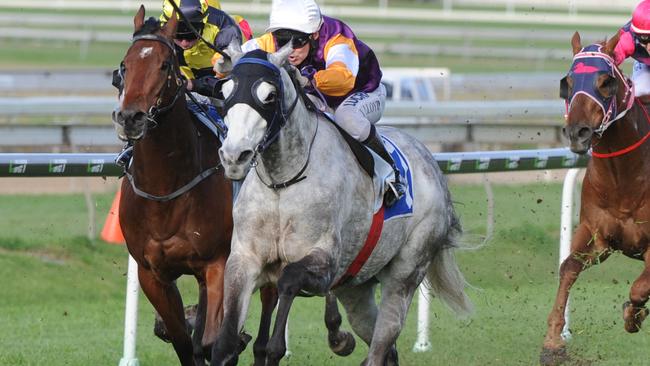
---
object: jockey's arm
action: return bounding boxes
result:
[614,28,636,66]
[313,34,358,97]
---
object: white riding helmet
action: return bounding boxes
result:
[266,0,324,34]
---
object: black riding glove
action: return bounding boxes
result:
[192,76,221,98]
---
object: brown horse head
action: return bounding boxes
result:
[114,5,184,140]
[560,31,631,154]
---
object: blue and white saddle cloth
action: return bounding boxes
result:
[369,135,414,221]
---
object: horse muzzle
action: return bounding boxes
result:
[114,108,148,141]
[219,146,254,180]
[562,123,593,154]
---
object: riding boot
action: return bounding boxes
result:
[363,125,406,207]
[115,141,133,169]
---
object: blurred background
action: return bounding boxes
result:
[3,1,650,366]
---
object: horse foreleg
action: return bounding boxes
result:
[138,268,196,366]
[201,258,226,357]
[192,281,208,364]
[265,250,334,366]
[623,252,650,333]
[324,292,356,356]
[540,224,611,366]
[252,285,278,366]
[210,253,260,366]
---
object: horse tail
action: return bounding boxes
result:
[424,215,474,317]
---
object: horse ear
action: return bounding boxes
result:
[226,40,244,65]
[269,42,293,68]
[134,5,145,32]
[162,10,178,39]
[603,31,621,56]
[571,31,582,55]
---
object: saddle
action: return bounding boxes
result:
[300,91,375,178]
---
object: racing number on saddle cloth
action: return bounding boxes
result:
[381,136,413,220]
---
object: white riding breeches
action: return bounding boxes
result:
[633,61,650,97]
[333,83,387,141]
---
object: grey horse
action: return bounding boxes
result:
[211,43,473,366]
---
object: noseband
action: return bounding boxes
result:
[561,45,634,137]
[124,33,186,125]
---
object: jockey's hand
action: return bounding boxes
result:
[215,26,242,52]
[214,56,233,78]
[186,79,194,91]
[193,76,220,97]
[300,65,317,80]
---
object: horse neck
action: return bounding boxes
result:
[131,99,202,192]
[590,103,650,191]
[257,96,316,182]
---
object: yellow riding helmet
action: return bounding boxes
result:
[161,0,209,23]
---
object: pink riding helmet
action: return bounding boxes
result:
[632,0,650,34]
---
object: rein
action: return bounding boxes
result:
[592,98,650,158]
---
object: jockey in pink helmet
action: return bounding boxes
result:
[614,0,650,98]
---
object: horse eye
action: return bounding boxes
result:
[161,61,170,71]
[265,92,277,103]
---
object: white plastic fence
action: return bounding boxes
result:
[0,149,588,364]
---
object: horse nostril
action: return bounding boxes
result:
[561,126,568,138]
[237,150,254,164]
[578,127,593,140]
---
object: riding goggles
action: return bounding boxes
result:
[273,29,311,49]
[175,22,204,41]
[637,33,650,45]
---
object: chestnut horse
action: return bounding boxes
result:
[113,7,278,365]
[541,32,650,365]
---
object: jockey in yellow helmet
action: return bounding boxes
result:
[160,0,253,91]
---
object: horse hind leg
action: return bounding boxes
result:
[252,285,279,366]
[265,250,335,366]
[540,225,611,366]
[334,281,378,349]
[324,292,356,356]
[362,273,421,366]
[623,253,650,333]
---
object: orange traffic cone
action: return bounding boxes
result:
[101,189,125,244]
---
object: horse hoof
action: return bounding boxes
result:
[540,346,569,366]
[623,301,649,333]
[329,331,356,356]
[237,332,252,354]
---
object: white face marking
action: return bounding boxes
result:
[139,47,153,59]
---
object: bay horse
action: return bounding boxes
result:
[211,43,473,365]
[113,6,278,365]
[541,32,650,365]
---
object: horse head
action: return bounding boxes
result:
[560,31,634,154]
[113,5,185,141]
[218,42,296,180]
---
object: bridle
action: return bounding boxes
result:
[223,52,317,189]
[121,33,187,127]
[559,44,650,158]
[121,31,223,202]
[561,45,635,138]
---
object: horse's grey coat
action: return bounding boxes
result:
[214,42,472,365]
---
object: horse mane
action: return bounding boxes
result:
[133,17,162,37]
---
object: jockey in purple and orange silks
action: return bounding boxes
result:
[614,0,650,99]
[215,0,405,206]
